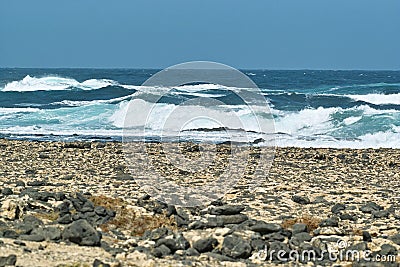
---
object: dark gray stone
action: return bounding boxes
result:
[185,248,200,256]
[390,234,400,245]
[360,202,383,213]
[175,233,190,250]
[1,188,13,196]
[293,232,312,242]
[62,219,101,246]
[94,206,107,216]
[19,234,45,242]
[221,235,252,259]
[0,254,17,267]
[268,241,291,261]
[209,205,245,215]
[292,195,310,205]
[379,244,397,256]
[193,237,218,253]
[57,201,71,215]
[331,203,346,214]
[363,231,372,242]
[265,233,285,242]
[15,181,25,187]
[143,227,170,241]
[372,210,389,219]
[23,215,44,228]
[32,227,61,241]
[156,238,178,252]
[93,259,110,267]
[292,223,308,234]
[340,213,357,221]
[205,252,235,261]
[216,214,248,226]
[57,214,72,224]
[250,238,265,251]
[319,216,339,227]
[250,221,282,234]
[152,244,171,258]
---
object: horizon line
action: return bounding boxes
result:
[1,67,400,72]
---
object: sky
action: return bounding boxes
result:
[0,0,399,70]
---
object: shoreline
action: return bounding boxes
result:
[0,138,399,266]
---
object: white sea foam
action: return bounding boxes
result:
[2,75,119,92]
[346,93,400,105]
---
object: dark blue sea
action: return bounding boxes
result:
[0,68,399,148]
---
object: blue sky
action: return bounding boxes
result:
[0,0,399,69]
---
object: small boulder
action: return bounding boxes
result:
[221,235,252,259]
[62,219,101,246]
[193,237,218,253]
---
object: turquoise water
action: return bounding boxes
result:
[0,69,399,148]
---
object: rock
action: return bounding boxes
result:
[156,238,178,252]
[292,232,312,243]
[0,254,17,267]
[216,214,248,226]
[250,221,282,234]
[292,223,308,234]
[57,214,72,224]
[23,215,44,228]
[204,252,235,262]
[340,213,357,221]
[390,234,400,245]
[175,233,190,250]
[94,206,107,216]
[319,216,339,227]
[268,241,291,261]
[152,244,171,258]
[62,219,101,246]
[27,180,46,187]
[209,205,245,215]
[93,259,110,267]
[143,227,170,241]
[292,195,310,205]
[264,232,285,242]
[185,248,200,256]
[193,237,218,253]
[32,227,61,241]
[221,235,252,259]
[0,198,26,220]
[372,210,389,219]
[360,202,383,213]
[2,230,19,239]
[1,188,13,196]
[331,203,346,214]
[362,231,372,242]
[379,244,397,256]
[15,181,25,187]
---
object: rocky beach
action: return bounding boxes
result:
[0,138,400,266]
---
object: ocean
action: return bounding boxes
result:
[0,68,399,148]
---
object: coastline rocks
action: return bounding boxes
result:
[209,205,245,215]
[62,219,101,246]
[360,202,383,213]
[221,235,252,259]
[0,254,17,267]
[292,195,310,205]
[193,237,218,253]
[250,221,282,234]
